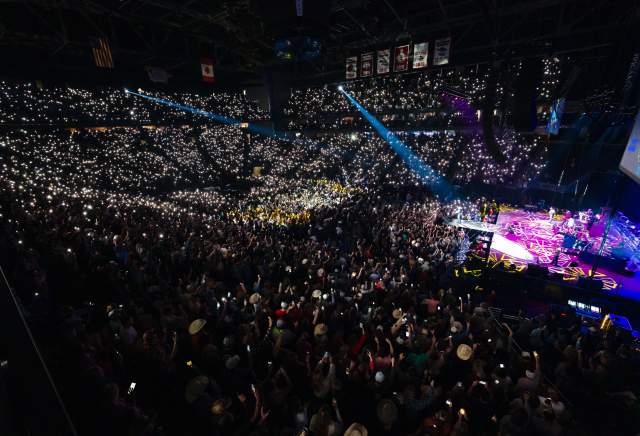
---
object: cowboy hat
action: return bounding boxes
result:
[249,293,261,305]
[314,323,328,336]
[456,343,473,361]
[344,423,368,436]
[188,318,207,335]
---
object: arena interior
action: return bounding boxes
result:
[1,1,640,435]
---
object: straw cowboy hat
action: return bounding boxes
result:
[188,318,207,335]
[314,323,328,336]
[456,343,473,361]
[249,293,261,304]
[344,422,368,436]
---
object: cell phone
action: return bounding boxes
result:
[186,360,193,367]
[479,380,487,386]
[127,382,136,395]
[445,399,453,407]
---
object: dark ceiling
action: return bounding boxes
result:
[0,0,638,88]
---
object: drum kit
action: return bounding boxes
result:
[553,209,592,254]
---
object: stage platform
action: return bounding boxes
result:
[478,209,640,301]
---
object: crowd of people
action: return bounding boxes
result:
[1,76,638,436]
[0,81,268,125]
[1,126,545,198]
[283,62,531,132]
[3,177,638,435]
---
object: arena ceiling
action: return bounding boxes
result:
[0,0,638,87]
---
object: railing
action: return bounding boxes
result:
[487,307,574,408]
[0,265,78,436]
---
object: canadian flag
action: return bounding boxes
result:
[200,58,215,83]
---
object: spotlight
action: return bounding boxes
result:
[337,85,344,91]
[137,88,143,93]
[123,88,130,93]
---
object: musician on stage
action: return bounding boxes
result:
[586,208,595,230]
[548,206,556,222]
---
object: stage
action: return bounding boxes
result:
[481,208,640,300]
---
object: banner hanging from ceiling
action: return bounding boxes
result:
[433,37,451,66]
[377,49,390,74]
[413,42,429,69]
[394,45,410,72]
[361,52,373,77]
[346,56,358,79]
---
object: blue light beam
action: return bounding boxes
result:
[125,89,294,141]
[339,88,452,198]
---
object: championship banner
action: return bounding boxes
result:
[346,56,358,79]
[377,49,390,74]
[394,45,409,72]
[434,37,451,66]
[361,52,373,77]
[413,42,429,69]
